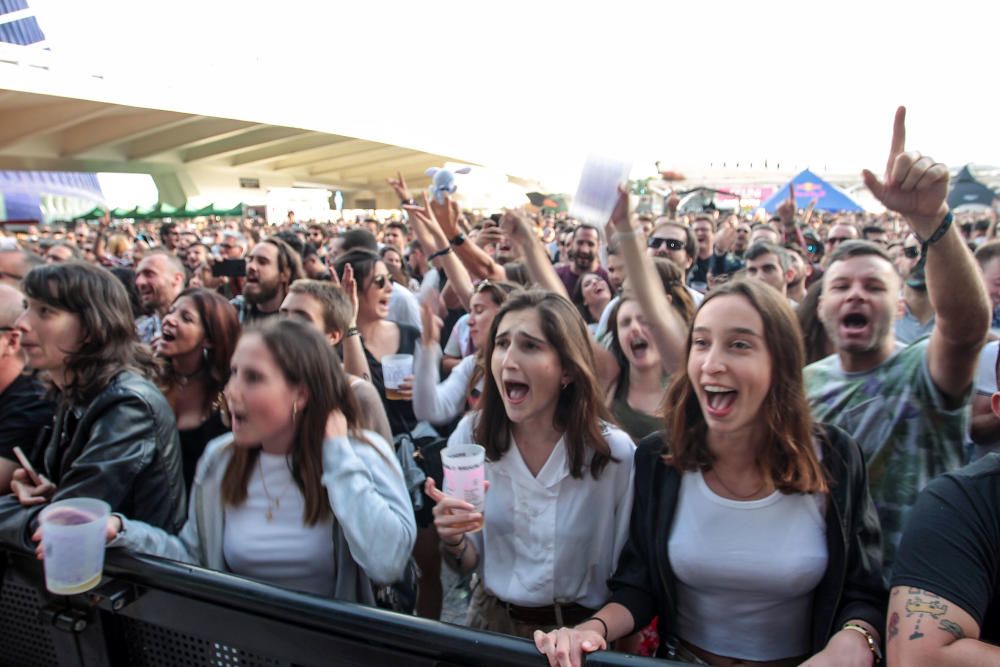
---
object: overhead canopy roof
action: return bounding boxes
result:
[0,88,467,202]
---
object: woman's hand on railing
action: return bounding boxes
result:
[533,626,607,667]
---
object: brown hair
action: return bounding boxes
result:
[975,239,1000,268]
[221,318,366,525]
[23,261,158,405]
[651,257,696,324]
[662,279,827,494]
[473,290,615,479]
[161,288,239,401]
[288,279,353,336]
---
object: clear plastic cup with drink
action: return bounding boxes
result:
[441,444,486,533]
[39,498,111,595]
[382,354,414,401]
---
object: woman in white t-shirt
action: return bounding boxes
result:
[426,290,636,638]
[98,318,416,602]
[535,279,887,667]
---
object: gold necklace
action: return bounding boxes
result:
[257,453,291,522]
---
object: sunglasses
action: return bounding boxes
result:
[0,326,14,333]
[648,237,685,251]
[369,274,389,289]
[903,246,920,259]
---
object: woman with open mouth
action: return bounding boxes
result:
[535,277,886,667]
[96,318,416,603]
[425,290,636,639]
[155,288,239,490]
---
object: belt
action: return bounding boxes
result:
[501,600,596,627]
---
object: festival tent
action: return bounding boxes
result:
[761,169,864,213]
[948,165,997,210]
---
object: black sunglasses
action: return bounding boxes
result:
[369,274,389,289]
[648,237,685,251]
[903,246,920,259]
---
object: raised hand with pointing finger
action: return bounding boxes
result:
[861,106,950,238]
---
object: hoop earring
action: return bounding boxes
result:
[292,401,298,421]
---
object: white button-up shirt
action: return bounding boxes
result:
[449,413,636,609]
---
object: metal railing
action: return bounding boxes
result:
[0,546,676,667]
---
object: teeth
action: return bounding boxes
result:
[704,385,734,393]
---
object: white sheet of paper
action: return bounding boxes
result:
[569,155,632,226]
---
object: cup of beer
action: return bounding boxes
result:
[39,498,111,595]
[382,354,414,400]
[442,444,486,533]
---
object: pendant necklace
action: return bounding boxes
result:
[258,454,290,522]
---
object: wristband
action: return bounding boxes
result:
[449,233,467,247]
[918,210,953,251]
[345,327,360,338]
[582,616,608,640]
[842,623,882,663]
[428,246,453,261]
[441,535,464,549]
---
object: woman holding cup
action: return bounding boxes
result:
[332,249,419,437]
[425,289,636,638]
[39,319,416,602]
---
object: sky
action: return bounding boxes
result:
[26,0,1000,192]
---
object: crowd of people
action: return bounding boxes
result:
[0,106,999,666]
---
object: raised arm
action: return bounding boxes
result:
[428,195,506,282]
[862,106,990,402]
[500,210,566,297]
[338,263,373,382]
[608,186,687,374]
[404,196,475,310]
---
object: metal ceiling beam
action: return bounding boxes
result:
[272,139,385,171]
[304,146,418,176]
[0,99,115,150]
[228,134,350,167]
[59,110,197,156]
[181,126,312,163]
[123,118,260,160]
[332,154,445,180]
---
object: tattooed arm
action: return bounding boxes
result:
[887,586,999,667]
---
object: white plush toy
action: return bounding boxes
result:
[426,166,471,204]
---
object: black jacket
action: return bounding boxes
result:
[0,371,186,551]
[608,423,887,658]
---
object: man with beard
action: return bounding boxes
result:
[804,107,990,569]
[554,224,608,296]
[134,251,186,344]
[230,237,303,324]
[783,244,810,303]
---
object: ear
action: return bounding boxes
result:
[993,392,1000,420]
[328,330,343,346]
[895,295,906,321]
[294,384,310,410]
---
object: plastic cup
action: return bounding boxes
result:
[39,498,111,595]
[382,354,413,400]
[442,444,486,532]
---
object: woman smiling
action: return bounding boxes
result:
[535,279,886,667]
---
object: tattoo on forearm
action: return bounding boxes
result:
[903,589,956,642]
[888,612,899,641]
[939,619,965,641]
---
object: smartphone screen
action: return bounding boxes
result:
[212,259,246,278]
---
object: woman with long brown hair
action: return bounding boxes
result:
[535,279,886,667]
[102,318,416,601]
[426,290,636,638]
[155,288,239,488]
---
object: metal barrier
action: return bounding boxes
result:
[0,547,677,667]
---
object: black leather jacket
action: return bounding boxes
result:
[0,371,186,551]
[609,423,887,658]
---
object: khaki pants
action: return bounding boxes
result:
[464,576,572,640]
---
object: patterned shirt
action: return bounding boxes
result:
[805,339,969,568]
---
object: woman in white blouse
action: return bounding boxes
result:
[425,290,636,637]
[99,318,416,602]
